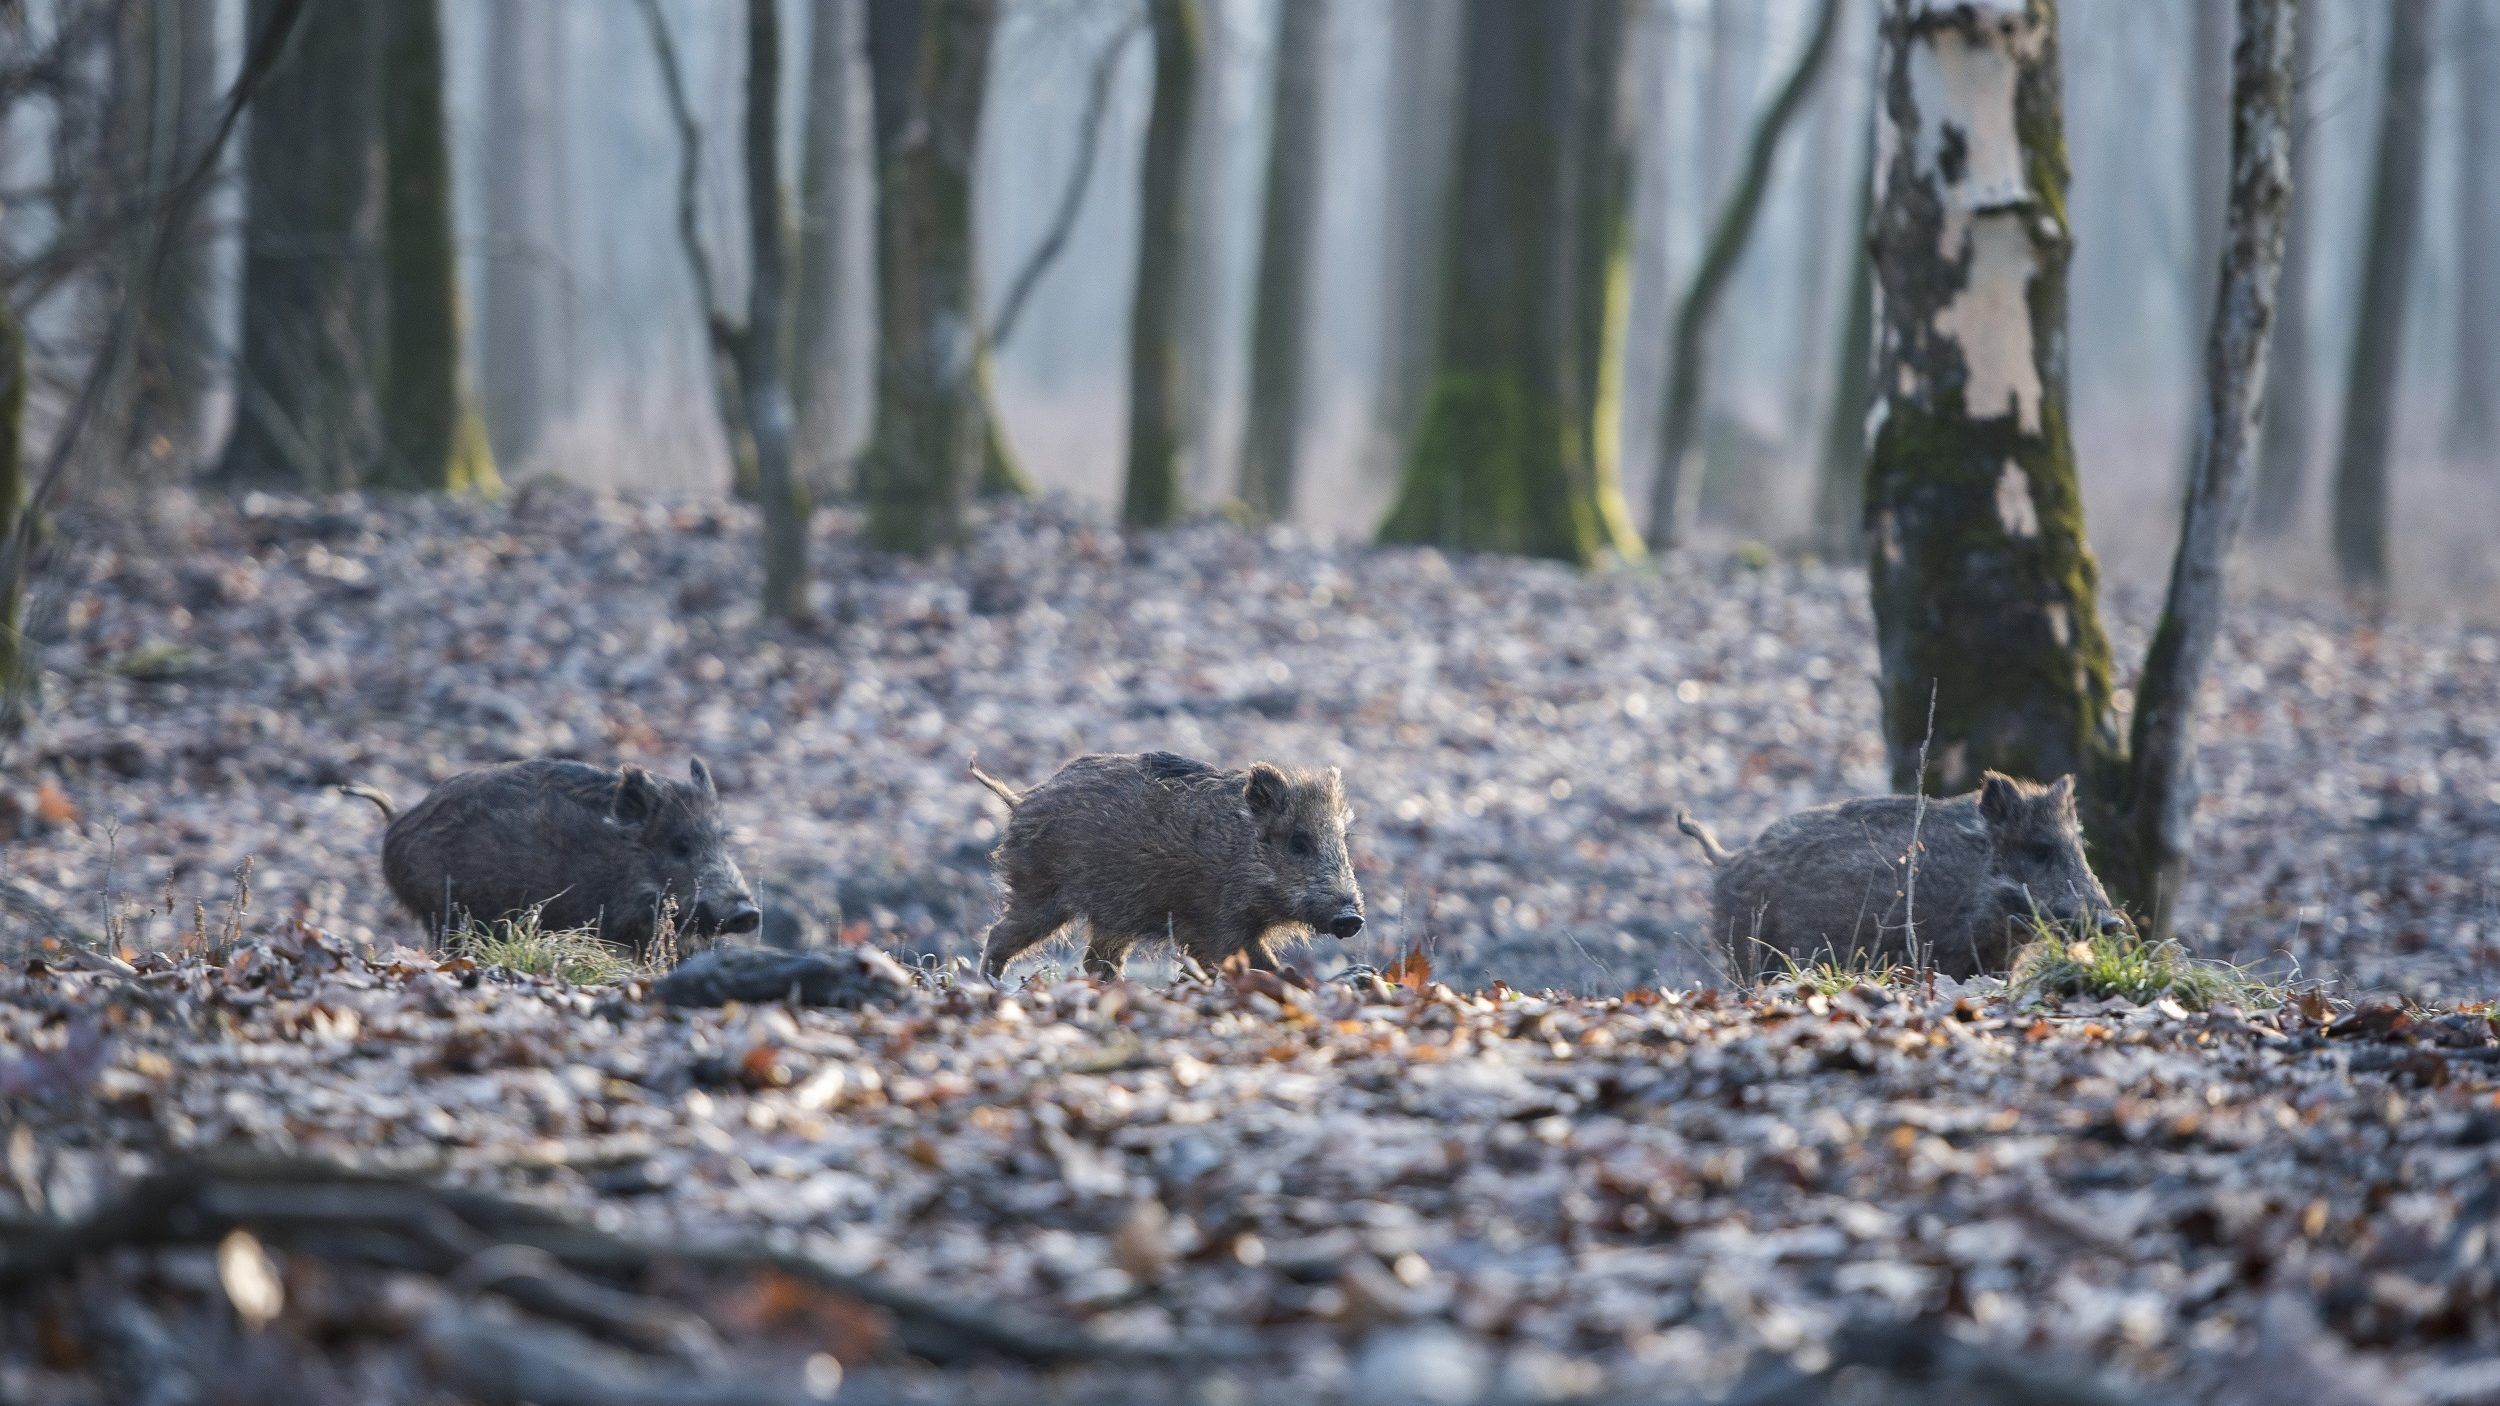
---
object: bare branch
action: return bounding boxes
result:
[633,0,733,347]
[982,17,1139,357]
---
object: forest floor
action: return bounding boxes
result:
[5,928,2499,1402]
[5,489,2496,993]
[5,491,2500,1401]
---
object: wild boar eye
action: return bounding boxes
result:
[1289,834,1315,857]
[671,837,696,860]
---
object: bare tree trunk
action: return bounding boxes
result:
[116,0,221,475]
[477,0,565,472]
[796,0,869,497]
[1646,0,1843,551]
[1122,0,1201,529]
[2118,0,2298,935]
[0,298,23,698]
[2448,0,2500,460]
[2251,0,2316,537]
[218,0,383,488]
[1239,0,1324,521]
[1377,0,1641,563]
[1370,0,1465,480]
[863,0,1001,554]
[739,0,808,620]
[640,0,811,619]
[2189,0,2235,345]
[374,0,497,494]
[2330,0,2433,607]
[1812,105,1876,561]
[1865,0,2121,798]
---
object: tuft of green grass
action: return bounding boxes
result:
[444,909,634,985]
[1770,946,1912,998]
[2009,927,2270,1012]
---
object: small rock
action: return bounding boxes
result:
[1351,1324,1489,1405]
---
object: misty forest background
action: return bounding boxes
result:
[7,0,2499,595]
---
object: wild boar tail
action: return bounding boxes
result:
[966,755,1024,809]
[1675,809,1732,866]
[337,785,396,822]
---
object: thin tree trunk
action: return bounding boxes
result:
[1122,0,1201,529]
[1813,104,1876,561]
[217,0,382,488]
[374,0,497,494]
[1865,0,2121,797]
[796,0,869,498]
[639,0,811,619]
[119,0,220,474]
[1370,0,1465,480]
[2251,0,2316,536]
[2448,0,2500,459]
[477,0,561,471]
[864,0,1001,555]
[2189,0,2235,344]
[740,0,808,621]
[2119,0,2298,935]
[2329,0,2433,606]
[0,298,23,697]
[1377,0,1641,564]
[1239,0,1324,521]
[1647,0,1843,551]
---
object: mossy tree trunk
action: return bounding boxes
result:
[1370,0,1464,479]
[218,0,382,488]
[2117,0,2298,934]
[2329,0,2431,608]
[1647,0,1844,550]
[374,0,497,495]
[2250,0,2315,537]
[1377,0,1641,565]
[1122,0,1201,529]
[1238,0,1324,522]
[1865,0,2120,799]
[865,0,1002,555]
[1813,108,1878,561]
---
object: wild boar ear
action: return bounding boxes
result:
[1244,763,1291,816]
[2045,774,2077,811]
[612,767,662,824]
[688,756,718,800]
[1977,771,2025,827]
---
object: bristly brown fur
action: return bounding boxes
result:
[1700,771,2124,982]
[978,752,1364,980]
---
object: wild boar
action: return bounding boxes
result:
[342,758,759,957]
[1676,772,2127,981]
[970,751,1365,979]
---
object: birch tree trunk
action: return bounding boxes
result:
[1122,0,1201,528]
[375,0,498,494]
[2447,0,2500,460]
[2118,0,2297,933]
[1239,0,1324,521]
[864,0,1001,555]
[2329,0,2432,607]
[2250,0,2316,536]
[218,0,382,488]
[1377,0,1641,564]
[1864,0,2121,797]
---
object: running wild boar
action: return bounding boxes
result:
[342,758,760,956]
[970,751,1365,979]
[1676,772,2127,981]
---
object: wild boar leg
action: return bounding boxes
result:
[980,897,1072,978]
[1081,927,1140,979]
